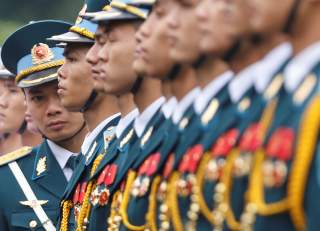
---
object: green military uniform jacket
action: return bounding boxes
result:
[85,121,138,231]
[58,115,120,231]
[252,63,320,231]
[118,109,166,231]
[0,140,68,231]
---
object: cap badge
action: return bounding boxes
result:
[31,43,54,65]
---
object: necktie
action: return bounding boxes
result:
[66,155,80,171]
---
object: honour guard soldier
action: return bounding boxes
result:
[75,1,168,230]
[146,0,234,230]
[243,0,320,230]
[213,1,294,230]
[183,1,291,230]
[150,0,278,230]
[0,55,42,154]
[48,2,122,231]
[57,0,160,230]
[0,59,27,154]
[0,20,88,231]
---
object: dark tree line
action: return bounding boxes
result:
[0,0,82,43]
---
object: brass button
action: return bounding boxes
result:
[29,220,37,229]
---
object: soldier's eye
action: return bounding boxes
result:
[31,95,44,103]
[154,7,165,17]
[67,56,77,63]
[9,88,19,94]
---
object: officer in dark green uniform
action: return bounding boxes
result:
[0,20,88,231]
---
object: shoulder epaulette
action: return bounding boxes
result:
[0,146,33,166]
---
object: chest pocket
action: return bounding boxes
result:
[11,209,58,230]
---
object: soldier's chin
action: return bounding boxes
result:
[47,131,73,143]
[133,61,147,77]
[93,81,106,93]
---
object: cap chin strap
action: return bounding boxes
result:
[192,55,207,69]
[166,64,182,81]
[283,0,301,33]
[130,76,144,94]
[40,120,87,143]
[79,90,98,113]
[18,120,27,134]
[222,40,242,62]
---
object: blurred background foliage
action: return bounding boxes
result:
[0,0,83,44]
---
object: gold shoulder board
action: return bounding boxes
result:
[0,146,33,166]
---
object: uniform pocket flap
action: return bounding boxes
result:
[11,209,58,229]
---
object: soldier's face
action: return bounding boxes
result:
[133,0,175,79]
[86,26,107,92]
[58,44,94,111]
[97,21,139,95]
[24,82,85,142]
[197,0,252,55]
[0,78,26,134]
[25,109,39,134]
[248,0,295,34]
[167,0,201,64]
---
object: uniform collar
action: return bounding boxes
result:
[254,42,292,93]
[116,108,139,138]
[47,139,78,170]
[161,97,178,119]
[284,41,320,92]
[228,62,258,103]
[194,71,233,115]
[31,140,68,197]
[81,112,121,154]
[134,97,166,137]
[172,87,201,124]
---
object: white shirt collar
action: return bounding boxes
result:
[81,112,121,154]
[284,41,320,92]
[161,97,178,119]
[172,87,201,124]
[116,108,139,138]
[134,97,166,137]
[228,62,258,103]
[194,71,233,115]
[254,42,293,93]
[47,139,77,170]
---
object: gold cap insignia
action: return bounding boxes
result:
[31,43,54,65]
[36,156,47,176]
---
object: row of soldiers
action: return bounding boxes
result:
[0,0,319,230]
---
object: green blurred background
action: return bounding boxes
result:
[0,0,83,44]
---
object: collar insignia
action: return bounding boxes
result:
[86,141,97,163]
[201,99,219,126]
[120,129,134,149]
[141,126,153,147]
[104,126,116,150]
[36,156,47,176]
